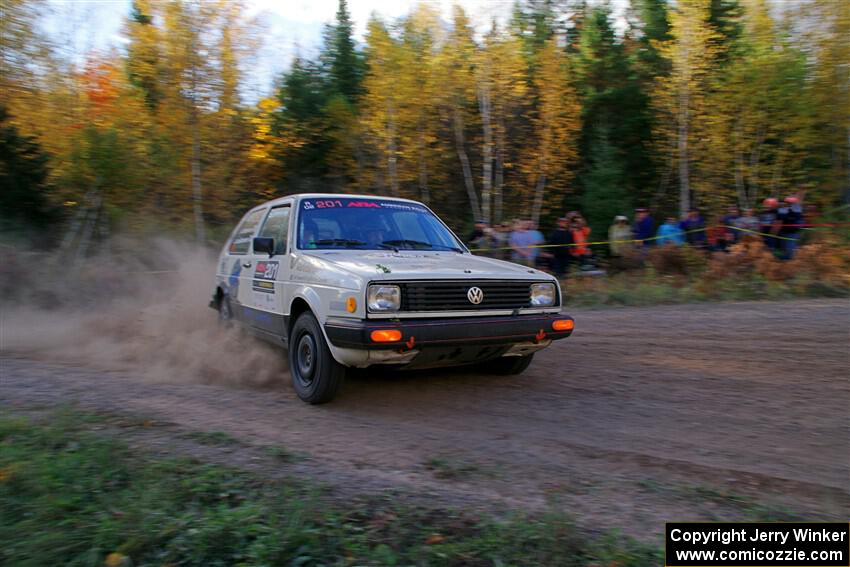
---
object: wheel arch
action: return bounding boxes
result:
[287,292,368,368]
[287,296,312,337]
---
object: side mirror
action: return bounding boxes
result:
[253,237,275,257]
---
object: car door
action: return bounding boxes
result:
[222,207,266,322]
[242,204,292,340]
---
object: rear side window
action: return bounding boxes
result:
[257,206,291,255]
[228,208,265,255]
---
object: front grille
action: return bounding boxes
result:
[387,280,547,312]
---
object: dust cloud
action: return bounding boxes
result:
[0,238,290,388]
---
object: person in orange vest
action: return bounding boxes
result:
[570,214,592,268]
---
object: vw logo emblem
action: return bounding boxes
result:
[467,286,484,305]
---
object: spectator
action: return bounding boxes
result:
[468,220,496,256]
[528,221,546,266]
[656,216,685,246]
[789,190,805,214]
[633,208,655,247]
[528,220,546,268]
[733,207,760,238]
[549,216,573,278]
[491,222,511,260]
[608,215,632,256]
[570,214,592,267]
[510,220,541,267]
[706,215,733,252]
[777,196,803,260]
[722,205,741,242]
[759,197,780,252]
[680,209,707,249]
[468,220,485,243]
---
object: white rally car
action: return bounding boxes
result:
[211,194,574,403]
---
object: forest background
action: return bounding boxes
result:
[1,0,847,249]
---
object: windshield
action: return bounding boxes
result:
[296,197,464,252]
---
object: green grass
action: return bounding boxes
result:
[265,445,304,463]
[634,479,802,522]
[562,271,848,308]
[423,457,489,481]
[687,486,803,522]
[180,430,241,446]
[0,411,660,566]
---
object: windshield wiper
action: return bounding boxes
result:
[381,239,463,252]
[311,238,366,248]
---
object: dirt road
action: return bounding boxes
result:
[2,299,848,539]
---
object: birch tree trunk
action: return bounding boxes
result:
[417,119,429,204]
[73,187,102,267]
[189,41,205,246]
[191,106,205,245]
[735,151,748,209]
[677,86,690,216]
[387,108,399,196]
[478,83,493,225]
[494,118,505,224]
[531,172,547,227]
[452,106,481,222]
[418,152,429,204]
[845,124,850,204]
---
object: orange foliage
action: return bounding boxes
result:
[81,58,121,122]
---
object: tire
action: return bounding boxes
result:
[481,354,535,375]
[289,312,345,404]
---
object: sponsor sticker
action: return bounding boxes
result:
[252,260,279,294]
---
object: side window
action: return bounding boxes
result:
[228,209,265,255]
[257,206,291,255]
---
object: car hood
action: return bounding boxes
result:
[298,250,552,281]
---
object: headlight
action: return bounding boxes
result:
[530,282,556,307]
[367,284,401,312]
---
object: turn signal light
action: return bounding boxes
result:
[552,319,574,332]
[370,329,402,343]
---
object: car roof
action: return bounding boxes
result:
[251,193,425,211]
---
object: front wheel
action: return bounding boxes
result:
[481,354,535,375]
[289,312,345,404]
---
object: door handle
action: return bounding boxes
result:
[242,261,252,268]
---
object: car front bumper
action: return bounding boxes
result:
[323,312,574,351]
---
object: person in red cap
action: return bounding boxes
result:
[777,196,804,259]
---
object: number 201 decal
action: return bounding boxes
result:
[303,199,383,209]
[254,261,279,280]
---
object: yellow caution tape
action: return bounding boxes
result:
[468,225,809,252]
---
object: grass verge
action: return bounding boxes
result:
[0,410,660,566]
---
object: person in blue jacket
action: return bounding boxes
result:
[656,216,685,246]
[633,208,655,247]
[680,208,707,249]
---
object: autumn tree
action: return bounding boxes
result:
[653,0,720,215]
[477,25,527,224]
[438,6,482,222]
[359,18,404,196]
[805,0,850,205]
[703,0,816,211]
[397,4,443,204]
[524,38,581,225]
